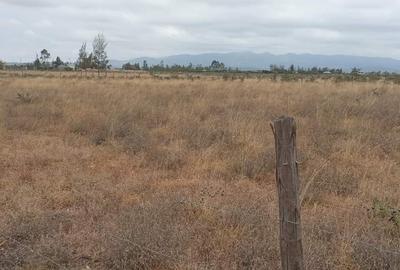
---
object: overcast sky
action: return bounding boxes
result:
[1,0,400,62]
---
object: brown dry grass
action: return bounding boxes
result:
[0,76,399,269]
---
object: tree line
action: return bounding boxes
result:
[0,34,377,75]
[31,49,66,70]
[15,33,110,71]
[121,60,361,75]
[122,59,229,72]
[268,64,344,74]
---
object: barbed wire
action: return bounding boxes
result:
[1,197,398,268]
[273,201,400,259]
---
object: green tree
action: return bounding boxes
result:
[76,42,88,69]
[142,60,148,70]
[33,54,41,70]
[210,60,225,71]
[351,67,361,75]
[86,53,94,69]
[53,56,64,68]
[0,60,4,70]
[289,64,295,73]
[122,62,140,70]
[92,33,109,69]
[39,49,51,68]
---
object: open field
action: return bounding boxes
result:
[3,69,400,84]
[0,75,399,269]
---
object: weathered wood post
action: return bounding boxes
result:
[271,116,305,270]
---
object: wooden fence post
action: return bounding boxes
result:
[271,116,305,270]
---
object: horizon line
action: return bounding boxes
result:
[3,51,400,63]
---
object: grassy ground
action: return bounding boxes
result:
[0,76,399,269]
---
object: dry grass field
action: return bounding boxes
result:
[0,75,399,269]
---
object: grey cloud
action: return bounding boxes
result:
[0,0,400,62]
[0,0,55,7]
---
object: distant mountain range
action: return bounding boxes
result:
[110,52,400,72]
